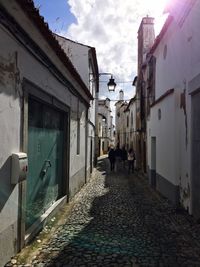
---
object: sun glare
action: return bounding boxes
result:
[140,0,169,34]
[144,0,168,15]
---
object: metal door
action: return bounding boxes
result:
[26,98,65,229]
[192,91,200,218]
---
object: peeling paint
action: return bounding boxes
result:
[0,55,15,84]
[0,52,21,98]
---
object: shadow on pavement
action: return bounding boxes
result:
[40,157,200,267]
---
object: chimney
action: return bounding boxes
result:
[138,16,155,71]
[119,90,124,101]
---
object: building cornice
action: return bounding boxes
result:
[149,16,173,54]
[150,88,174,108]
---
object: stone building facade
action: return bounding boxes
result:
[0,1,98,265]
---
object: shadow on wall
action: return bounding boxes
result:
[0,156,16,211]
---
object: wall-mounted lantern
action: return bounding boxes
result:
[107,75,116,92]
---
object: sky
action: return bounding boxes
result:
[33,0,168,113]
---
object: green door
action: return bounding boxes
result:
[26,98,65,229]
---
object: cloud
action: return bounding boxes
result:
[60,0,167,115]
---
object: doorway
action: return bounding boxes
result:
[26,97,66,229]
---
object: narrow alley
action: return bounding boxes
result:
[7,157,200,267]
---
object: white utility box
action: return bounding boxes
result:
[11,152,28,184]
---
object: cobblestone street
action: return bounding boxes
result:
[8,157,200,267]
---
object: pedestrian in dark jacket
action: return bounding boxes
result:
[115,144,122,172]
[108,147,115,171]
[121,145,127,168]
[128,148,135,173]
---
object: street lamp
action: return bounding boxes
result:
[99,73,116,92]
[107,75,116,92]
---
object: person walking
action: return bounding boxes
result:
[115,144,122,172]
[128,148,135,174]
[121,145,127,169]
[108,146,115,171]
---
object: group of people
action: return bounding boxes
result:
[108,144,136,173]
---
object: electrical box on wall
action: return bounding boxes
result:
[11,153,28,184]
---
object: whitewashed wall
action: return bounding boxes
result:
[115,101,122,146]
[56,37,90,88]
[0,47,20,261]
[128,100,137,150]
[148,0,200,211]
[56,36,98,180]
[69,98,87,197]
[98,101,112,153]
[148,93,177,184]
[0,2,90,265]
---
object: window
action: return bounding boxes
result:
[163,44,167,59]
[147,55,156,115]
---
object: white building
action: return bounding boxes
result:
[115,90,128,148]
[124,96,137,151]
[55,34,99,178]
[0,1,96,265]
[98,98,114,155]
[136,16,155,173]
[147,0,200,215]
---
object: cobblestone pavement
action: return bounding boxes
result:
[6,157,200,266]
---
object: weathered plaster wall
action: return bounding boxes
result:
[0,29,24,267]
[55,37,90,88]
[148,93,176,184]
[86,126,95,180]
[69,99,87,198]
[148,0,200,211]
[56,35,98,182]
[0,4,89,265]
[128,101,137,149]
[1,1,90,103]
